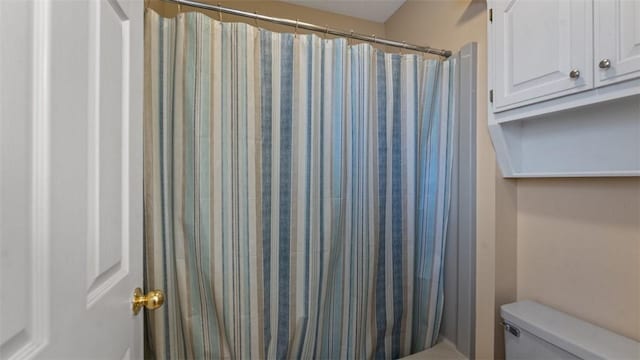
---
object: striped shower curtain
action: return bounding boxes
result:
[144,10,456,360]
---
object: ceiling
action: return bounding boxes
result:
[282,0,406,22]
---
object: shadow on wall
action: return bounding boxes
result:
[517,178,640,228]
[457,0,485,26]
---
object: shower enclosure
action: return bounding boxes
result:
[144,4,477,359]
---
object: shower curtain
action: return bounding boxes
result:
[144,10,456,360]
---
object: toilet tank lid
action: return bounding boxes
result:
[501,301,640,360]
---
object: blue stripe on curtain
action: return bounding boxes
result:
[276,33,294,360]
[144,9,456,360]
[390,55,403,360]
[260,29,273,355]
[374,49,387,360]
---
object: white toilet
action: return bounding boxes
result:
[501,300,640,359]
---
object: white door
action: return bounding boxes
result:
[490,0,593,111]
[594,0,640,87]
[0,0,145,359]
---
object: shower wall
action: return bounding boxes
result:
[442,43,477,359]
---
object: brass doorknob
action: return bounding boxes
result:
[132,287,164,315]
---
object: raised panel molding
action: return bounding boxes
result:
[595,0,640,86]
[619,0,640,59]
[121,348,131,360]
[0,1,51,359]
[493,0,593,111]
[86,0,131,307]
[507,0,565,87]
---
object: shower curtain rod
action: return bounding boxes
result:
[164,0,453,58]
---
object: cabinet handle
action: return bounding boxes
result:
[599,59,611,69]
[569,69,580,79]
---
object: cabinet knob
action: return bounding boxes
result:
[599,59,611,69]
[569,69,580,79]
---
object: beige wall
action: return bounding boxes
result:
[147,0,385,40]
[517,178,640,341]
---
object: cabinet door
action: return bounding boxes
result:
[595,0,640,87]
[491,0,593,111]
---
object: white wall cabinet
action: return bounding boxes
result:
[488,0,640,178]
[492,0,593,111]
[594,0,640,87]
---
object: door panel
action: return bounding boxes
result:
[492,0,593,111]
[86,0,132,306]
[0,1,50,358]
[0,0,143,359]
[595,0,640,86]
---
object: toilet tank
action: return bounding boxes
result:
[501,301,640,360]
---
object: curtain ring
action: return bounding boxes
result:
[295,19,299,38]
[325,25,329,39]
[401,41,406,55]
[254,12,259,29]
[373,34,377,45]
[144,0,150,9]
[217,3,222,21]
[177,2,182,13]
